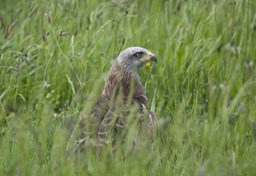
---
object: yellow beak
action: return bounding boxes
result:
[139,52,157,65]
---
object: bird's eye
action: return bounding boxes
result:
[134,52,143,58]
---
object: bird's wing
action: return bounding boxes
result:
[91,96,109,123]
[66,96,110,153]
[96,105,127,143]
[96,104,158,151]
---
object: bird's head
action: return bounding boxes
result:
[116,46,157,71]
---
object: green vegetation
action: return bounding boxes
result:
[1,0,256,175]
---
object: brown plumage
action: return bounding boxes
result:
[71,46,158,153]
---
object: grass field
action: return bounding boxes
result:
[1,0,256,175]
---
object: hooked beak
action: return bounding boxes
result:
[139,52,157,63]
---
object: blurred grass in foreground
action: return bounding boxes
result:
[0,0,256,175]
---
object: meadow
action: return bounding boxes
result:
[0,0,256,175]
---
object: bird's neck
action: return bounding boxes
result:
[102,62,148,106]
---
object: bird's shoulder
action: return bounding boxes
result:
[91,95,109,121]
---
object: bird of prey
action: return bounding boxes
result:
[72,46,158,153]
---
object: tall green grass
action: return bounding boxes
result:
[1,0,256,175]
